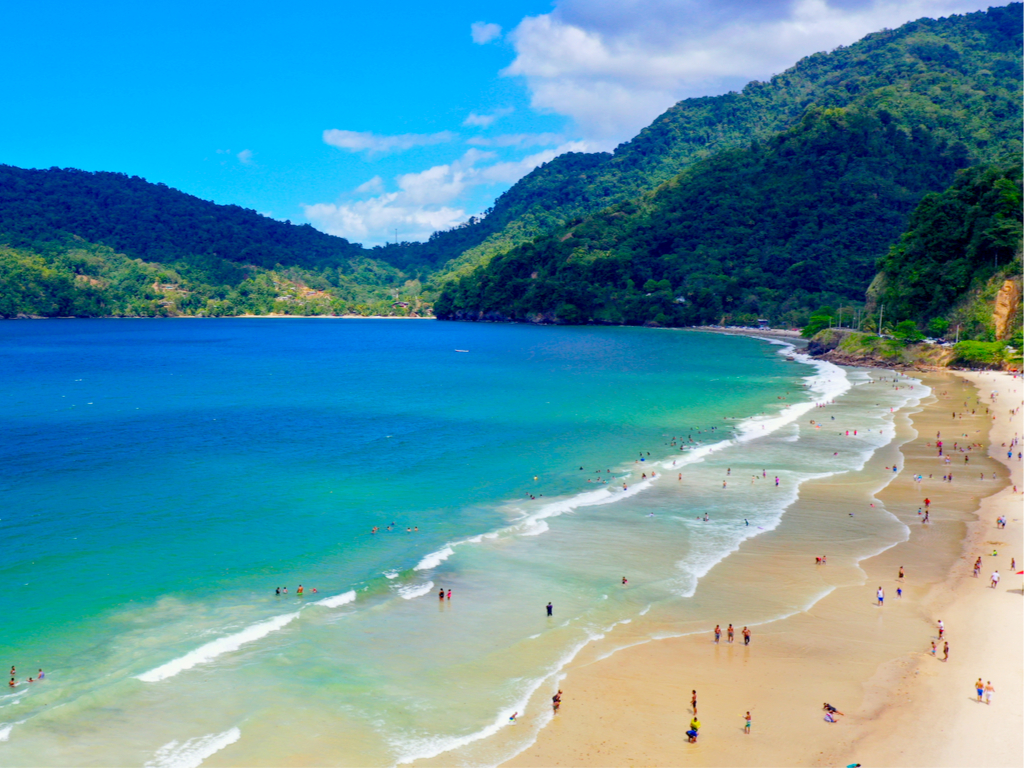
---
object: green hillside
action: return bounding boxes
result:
[873,156,1022,339]
[434,5,1022,325]
[406,3,1021,282]
[0,166,423,317]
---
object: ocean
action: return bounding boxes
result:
[0,319,922,766]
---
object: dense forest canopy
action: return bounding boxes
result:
[0,4,1019,321]
[434,4,1022,326]
[396,3,1022,280]
[874,157,1023,338]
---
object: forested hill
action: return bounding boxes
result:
[0,166,421,318]
[434,4,1022,326]
[0,165,369,270]
[386,3,1022,277]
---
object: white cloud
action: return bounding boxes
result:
[463,107,514,127]
[504,0,992,141]
[467,132,564,148]
[471,21,502,44]
[237,149,254,165]
[355,176,384,194]
[322,129,456,155]
[303,143,590,244]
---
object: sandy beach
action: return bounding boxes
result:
[505,369,1023,767]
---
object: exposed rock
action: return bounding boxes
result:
[807,327,854,356]
[992,278,1021,340]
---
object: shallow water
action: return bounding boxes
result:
[0,320,921,766]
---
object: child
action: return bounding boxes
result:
[744,711,751,734]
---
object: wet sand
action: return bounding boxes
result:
[504,370,1023,767]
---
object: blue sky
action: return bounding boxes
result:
[2,0,993,246]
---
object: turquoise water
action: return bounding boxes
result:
[0,320,913,766]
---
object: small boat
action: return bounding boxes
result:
[785,355,795,361]
[455,349,469,352]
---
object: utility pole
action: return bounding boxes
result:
[878,304,884,337]
[955,324,961,344]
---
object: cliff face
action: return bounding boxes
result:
[993,278,1022,340]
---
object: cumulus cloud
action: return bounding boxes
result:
[463,107,514,127]
[471,21,503,44]
[303,143,589,244]
[322,129,456,155]
[237,149,254,165]
[503,0,991,141]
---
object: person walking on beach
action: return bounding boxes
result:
[877,587,884,606]
[937,619,944,638]
[976,678,985,701]
[742,626,751,645]
[691,690,698,715]
[727,624,735,642]
[984,681,994,704]
[546,602,553,616]
[990,571,1000,588]
[943,641,950,661]
[930,641,937,656]
[898,566,904,581]
[744,711,751,734]
[714,625,721,643]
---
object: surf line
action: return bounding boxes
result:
[136,589,357,683]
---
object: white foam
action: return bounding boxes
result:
[414,546,454,571]
[383,570,399,579]
[136,613,299,682]
[0,720,24,742]
[144,727,241,768]
[314,590,356,608]
[397,581,435,600]
[391,630,602,765]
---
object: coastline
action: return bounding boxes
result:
[500,368,1023,767]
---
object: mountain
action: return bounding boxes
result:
[872,156,1022,340]
[397,3,1021,283]
[0,166,423,317]
[434,4,1022,325]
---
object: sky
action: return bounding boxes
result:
[1,0,996,246]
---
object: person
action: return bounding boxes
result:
[686,728,699,743]
[898,566,904,581]
[546,602,553,616]
[714,625,721,643]
[744,711,751,734]
[37,669,43,680]
[823,703,844,716]
[943,641,950,661]
[976,678,985,701]
[622,576,628,585]
[896,587,902,599]
[690,716,701,732]
[990,571,1000,588]
[742,626,751,645]
[691,690,697,715]
[727,624,735,642]
[984,681,994,705]
[509,712,518,724]
[824,712,837,723]
[439,588,445,600]
[8,678,15,688]
[930,641,937,656]
[447,589,452,600]
[937,619,944,638]
[877,586,884,606]
[275,587,280,596]
[552,690,562,712]
[297,585,303,595]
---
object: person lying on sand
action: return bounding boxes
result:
[823,703,844,716]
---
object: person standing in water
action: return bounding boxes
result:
[546,602,553,616]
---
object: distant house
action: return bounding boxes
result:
[392,301,410,308]
[757,319,770,329]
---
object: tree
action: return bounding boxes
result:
[893,319,924,342]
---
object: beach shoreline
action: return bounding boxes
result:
[500,368,1023,768]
